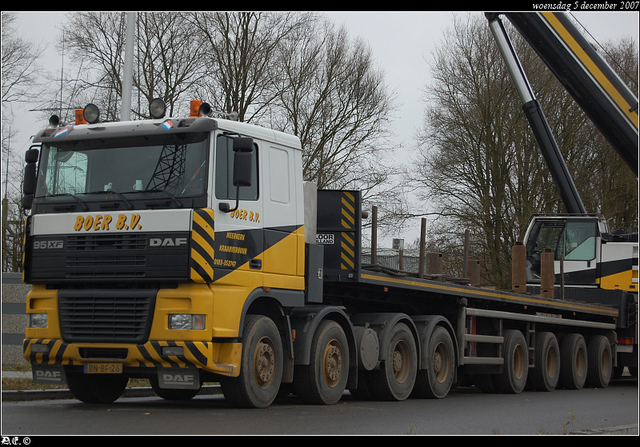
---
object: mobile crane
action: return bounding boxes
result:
[20,13,634,408]
[486,12,637,377]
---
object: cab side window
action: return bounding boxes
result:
[215,135,259,200]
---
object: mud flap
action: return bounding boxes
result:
[32,365,66,385]
[157,368,200,389]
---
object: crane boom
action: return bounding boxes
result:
[486,13,587,214]
[504,12,638,177]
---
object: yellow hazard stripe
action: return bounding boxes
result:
[340,192,356,270]
[191,209,215,283]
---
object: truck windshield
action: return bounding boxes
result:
[35,132,209,200]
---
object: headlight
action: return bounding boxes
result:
[168,314,205,330]
[28,313,48,329]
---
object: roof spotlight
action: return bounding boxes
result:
[198,102,213,117]
[149,98,167,119]
[83,103,100,124]
[48,115,61,127]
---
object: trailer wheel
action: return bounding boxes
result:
[221,315,283,408]
[414,326,455,399]
[529,332,560,392]
[559,333,587,390]
[496,330,528,394]
[296,320,349,405]
[369,322,417,401]
[586,335,612,388]
[66,371,128,404]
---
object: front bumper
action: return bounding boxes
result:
[23,338,241,377]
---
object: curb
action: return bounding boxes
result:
[570,424,638,435]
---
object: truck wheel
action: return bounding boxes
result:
[296,320,349,405]
[529,332,560,392]
[586,335,612,388]
[221,315,283,408]
[369,322,417,401]
[559,333,587,390]
[413,326,455,399]
[66,371,128,404]
[496,330,528,394]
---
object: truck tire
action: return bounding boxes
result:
[368,322,417,401]
[221,315,283,408]
[413,326,455,399]
[495,330,528,394]
[559,333,587,390]
[66,370,128,404]
[295,320,350,405]
[529,332,560,392]
[586,335,612,388]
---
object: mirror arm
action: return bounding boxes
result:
[219,186,241,213]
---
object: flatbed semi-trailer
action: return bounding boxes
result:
[21,102,629,408]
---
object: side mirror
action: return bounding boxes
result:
[233,150,252,187]
[219,137,254,213]
[22,148,39,210]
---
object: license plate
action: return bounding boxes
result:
[84,363,123,374]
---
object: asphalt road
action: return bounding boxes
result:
[2,378,637,435]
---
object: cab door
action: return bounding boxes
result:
[209,133,263,282]
[557,219,598,286]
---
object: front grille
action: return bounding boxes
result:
[67,234,147,251]
[58,289,156,343]
[27,231,190,284]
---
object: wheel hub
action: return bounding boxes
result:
[254,338,275,387]
[323,341,343,387]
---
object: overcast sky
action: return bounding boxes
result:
[5,10,639,245]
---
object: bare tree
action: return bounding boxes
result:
[273,18,398,209]
[2,12,45,106]
[133,13,208,118]
[412,15,638,288]
[58,12,207,121]
[189,12,313,122]
[57,12,128,121]
[2,12,45,272]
